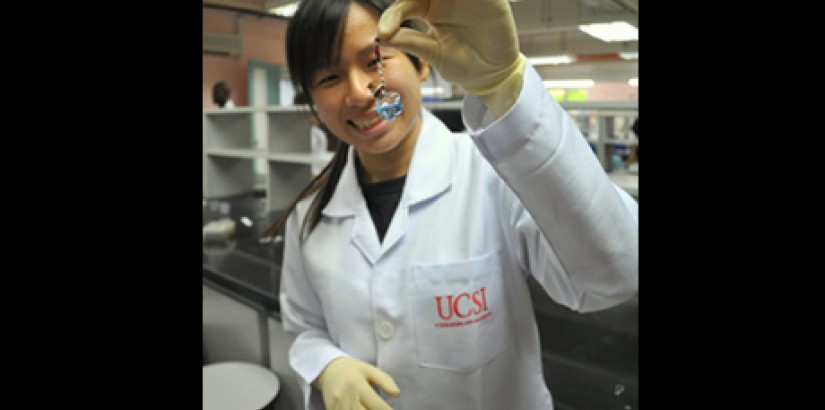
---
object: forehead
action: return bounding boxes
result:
[341,2,379,48]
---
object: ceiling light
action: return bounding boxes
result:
[421,86,447,96]
[543,79,595,89]
[267,1,299,17]
[527,54,576,66]
[579,21,638,42]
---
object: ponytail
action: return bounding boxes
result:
[260,140,350,242]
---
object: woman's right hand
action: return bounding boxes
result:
[314,356,400,409]
[378,0,526,117]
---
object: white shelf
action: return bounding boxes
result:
[263,105,308,113]
[205,148,267,159]
[203,106,306,114]
[203,107,257,115]
[266,152,334,164]
[204,149,334,165]
[204,105,320,210]
[423,100,463,110]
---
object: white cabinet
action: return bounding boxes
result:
[203,106,333,212]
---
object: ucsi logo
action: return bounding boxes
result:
[433,287,492,328]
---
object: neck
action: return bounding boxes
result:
[356,119,420,184]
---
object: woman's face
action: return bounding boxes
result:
[309,2,429,160]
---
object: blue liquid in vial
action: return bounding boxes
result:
[375,90,403,120]
[376,100,403,120]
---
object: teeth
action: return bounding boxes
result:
[351,116,382,129]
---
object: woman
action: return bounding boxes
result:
[264,0,639,409]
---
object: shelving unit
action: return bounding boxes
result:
[203,106,332,212]
[562,101,638,172]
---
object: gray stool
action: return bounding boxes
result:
[203,361,280,410]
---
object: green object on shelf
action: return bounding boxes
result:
[611,154,623,171]
[565,89,588,102]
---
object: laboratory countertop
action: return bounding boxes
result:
[203,192,638,410]
[203,193,285,314]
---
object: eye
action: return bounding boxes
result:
[367,58,380,68]
[316,74,339,86]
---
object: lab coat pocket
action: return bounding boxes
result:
[412,250,506,372]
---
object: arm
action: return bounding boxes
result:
[379,0,637,311]
[464,64,638,312]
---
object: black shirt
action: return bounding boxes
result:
[359,174,406,243]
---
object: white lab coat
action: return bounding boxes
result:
[279,64,639,410]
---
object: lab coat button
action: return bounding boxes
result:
[379,321,394,340]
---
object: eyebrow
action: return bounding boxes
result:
[356,41,377,59]
[316,41,380,72]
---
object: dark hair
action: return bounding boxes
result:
[292,92,310,106]
[261,0,422,241]
[212,81,231,107]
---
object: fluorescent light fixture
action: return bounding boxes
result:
[527,54,576,66]
[421,86,447,96]
[619,51,638,60]
[543,79,595,89]
[579,21,638,42]
[628,78,638,87]
[269,1,299,17]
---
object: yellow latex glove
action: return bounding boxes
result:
[378,0,527,118]
[314,356,400,410]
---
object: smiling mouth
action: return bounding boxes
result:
[348,115,383,130]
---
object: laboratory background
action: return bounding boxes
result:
[202,1,638,409]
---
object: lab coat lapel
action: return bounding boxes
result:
[404,109,454,207]
[322,147,382,265]
[380,109,454,254]
[322,147,361,218]
[352,207,382,266]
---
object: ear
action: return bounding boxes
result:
[417,61,430,83]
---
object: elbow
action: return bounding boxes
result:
[576,256,638,313]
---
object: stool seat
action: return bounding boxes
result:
[203,361,280,410]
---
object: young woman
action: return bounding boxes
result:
[264,0,639,409]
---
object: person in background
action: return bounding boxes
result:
[262,0,638,409]
[212,81,236,109]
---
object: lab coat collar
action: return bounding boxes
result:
[322,108,453,217]
[322,109,454,265]
[403,108,454,206]
[321,146,362,218]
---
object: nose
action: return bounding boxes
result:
[345,70,377,108]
